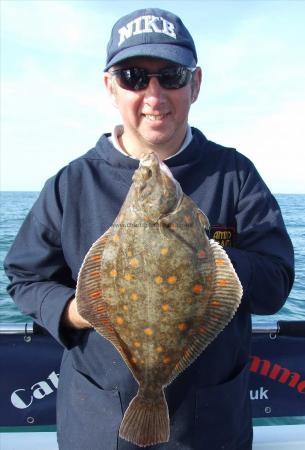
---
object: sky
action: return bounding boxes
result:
[1,0,305,193]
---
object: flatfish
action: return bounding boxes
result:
[76,152,242,447]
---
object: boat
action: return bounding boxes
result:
[0,320,304,449]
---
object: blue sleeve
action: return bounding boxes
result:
[3,175,82,348]
[226,157,294,315]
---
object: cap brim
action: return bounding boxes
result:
[104,43,196,71]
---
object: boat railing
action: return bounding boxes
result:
[1,320,304,335]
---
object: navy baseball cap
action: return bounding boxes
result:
[104,8,197,71]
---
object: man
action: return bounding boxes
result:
[4,8,294,450]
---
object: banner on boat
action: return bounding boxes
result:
[249,331,305,418]
[0,327,304,427]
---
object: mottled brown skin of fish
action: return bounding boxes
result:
[75,152,242,447]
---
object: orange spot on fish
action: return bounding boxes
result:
[129,258,139,268]
[167,276,177,284]
[110,269,117,277]
[112,234,120,242]
[119,287,126,294]
[130,292,139,301]
[124,273,133,281]
[163,356,171,364]
[127,250,133,257]
[161,304,170,312]
[197,249,206,259]
[156,346,163,353]
[178,322,188,332]
[91,255,101,261]
[160,247,169,256]
[131,356,137,364]
[154,276,163,285]
[123,305,129,311]
[218,279,228,286]
[170,223,177,230]
[133,341,141,348]
[211,300,221,306]
[89,271,100,278]
[116,316,124,325]
[144,327,153,336]
[215,258,225,266]
[192,284,203,294]
[89,291,101,299]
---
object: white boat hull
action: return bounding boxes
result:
[1,425,305,450]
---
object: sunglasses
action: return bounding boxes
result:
[110,66,196,91]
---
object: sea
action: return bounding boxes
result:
[0,192,304,324]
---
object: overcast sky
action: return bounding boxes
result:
[1,0,305,193]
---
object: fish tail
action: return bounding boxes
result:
[119,389,169,447]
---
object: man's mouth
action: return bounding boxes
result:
[143,113,169,121]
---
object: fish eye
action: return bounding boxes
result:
[142,168,152,180]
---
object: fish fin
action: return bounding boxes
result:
[75,230,123,347]
[119,389,170,447]
[166,239,242,385]
[197,208,210,231]
[76,230,142,379]
[207,238,243,321]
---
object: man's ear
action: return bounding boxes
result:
[191,67,202,103]
[103,72,118,108]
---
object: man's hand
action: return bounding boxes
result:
[62,298,92,330]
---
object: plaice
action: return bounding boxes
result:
[75,151,242,447]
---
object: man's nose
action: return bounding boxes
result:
[143,77,166,104]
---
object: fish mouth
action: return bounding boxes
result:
[137,153,175,186]
[138,152,160,172]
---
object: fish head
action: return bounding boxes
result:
[132,152,183,221]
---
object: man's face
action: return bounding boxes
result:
[104,57,202,158]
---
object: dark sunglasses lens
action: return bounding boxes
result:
[117,68,148,91]
[160,67,191,89]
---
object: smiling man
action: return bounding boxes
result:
[4,8,294,450]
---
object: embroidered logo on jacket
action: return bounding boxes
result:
[210,226,236,248]
[118,16,177,46]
